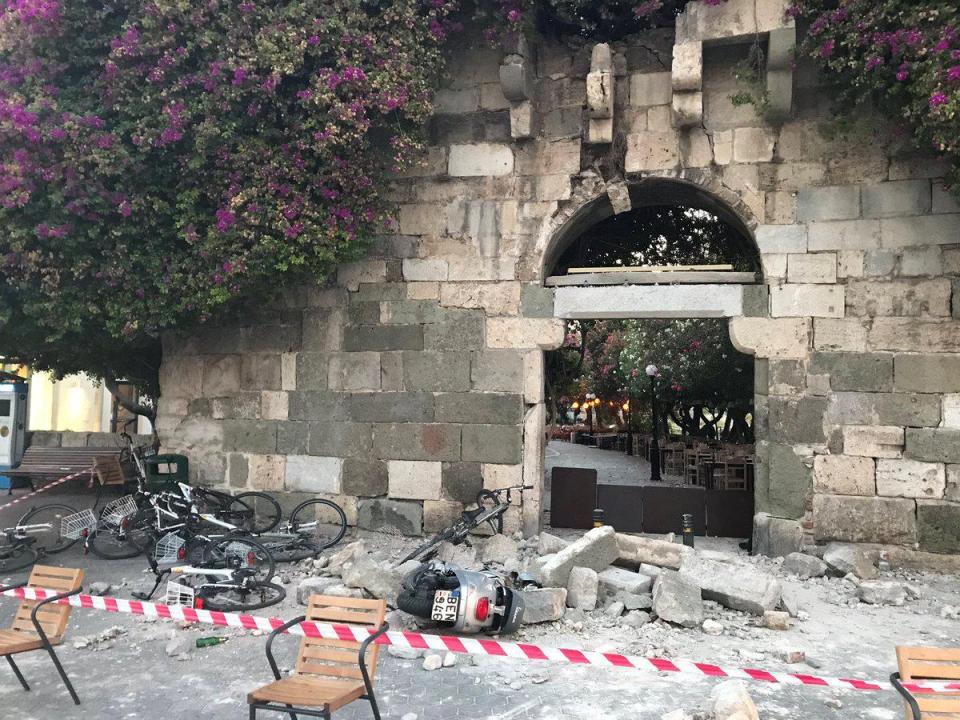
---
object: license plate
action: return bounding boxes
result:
[431,589,460,622]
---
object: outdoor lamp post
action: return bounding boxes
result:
[623,399,633,455]
[585,393,596,434]
[646,364,662,482]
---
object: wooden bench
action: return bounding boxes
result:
[5,446,125,485]
[891,645,960,719]
[248,595,389,719]
[0,565,85,705]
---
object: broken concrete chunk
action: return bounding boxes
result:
[296,577,342,605]
[598,567,653,596]
[781,588,801,618]
[566,567,599,611]
[615,533,690,569]
[702,619,724,636]
[857,581,907,606]
[621,609,651,628]
[479,533,520,565]
[326,540,366,575]
[537,526,620,588]
[823,543,878,580]
[537,532,569,555]
[781,552,828,579]
[652,570,704,629]
[763,610,791,630]
[711,680,760,720]
[520,587,567,624]
[342,555,402,604]
[604,600,625,617]
[434,541,478,568]
[680,555,782,616]
[616,591,653,610]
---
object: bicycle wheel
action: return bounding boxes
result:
[87,509,156,560]
[233,492,281,533]
[18,503,80,554]
[287,499,347,552]
[254,534,319,563]
[199,581,285,612]
[200,536,275,583]
[0,543,38,573]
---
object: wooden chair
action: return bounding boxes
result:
[248,595,389,720]
[0,565,85,704]
[891,645,960,719]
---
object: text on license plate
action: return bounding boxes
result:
[431,589,459,622]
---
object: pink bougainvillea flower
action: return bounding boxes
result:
[930,92,949,107]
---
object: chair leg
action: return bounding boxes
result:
[6,656,30,691]
[284,704,298,720]
[368,690,382,720]
[249,705,256,720]
[43,644,80,705]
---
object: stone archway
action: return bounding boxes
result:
[529,173,772,539]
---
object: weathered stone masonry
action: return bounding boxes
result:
[156,0,960,558]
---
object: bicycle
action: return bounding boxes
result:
[400,484,532,564]
[0,503,83,573]
[132,534,285,611]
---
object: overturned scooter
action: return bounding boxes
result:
[397,561,525,635]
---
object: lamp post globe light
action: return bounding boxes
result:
[646,364,662,482]
[585,393,596,435]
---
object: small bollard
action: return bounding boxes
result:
[592,508,605,528]
[681,513,695,547]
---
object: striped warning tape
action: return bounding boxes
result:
[0,470,90,512]
[2,585,958,695]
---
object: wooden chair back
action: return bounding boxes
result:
[11,566,84,643]
[896,646,960,719]
[296,595,387,685]
[94,456,126,486]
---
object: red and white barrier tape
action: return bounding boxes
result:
[0,470,89,512]
[3,585,958,696]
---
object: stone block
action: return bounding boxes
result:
[624,132,680,172]
[813,318,867,352]
[243,454,283,491]
[566,567,599,611]
[424,311,485,351]
[514,139,581,176]
[876,458,945,499]
[227,453,248,488]
[807,220,881,251]
[813,455,875,496]
[905,428,960,463]
[447,143,514,177]
[343,325,423,352]
[933,182,960,214]
[770,284,844,318]
[681,128,713,168]
[899,247,942,277]
[826,391,940,428]
[388,460,442,500]
[894,355,960,392]
[402,258,448,282]
[822,543,877,580]
[782,552,828,579]
[371,423,461,462]
[864,249,897,276]
[423,499,463,533]
[288,391,349,422]
[880,215,960,249]
[294,352,329,391]
[520,285,555,318]
[868,318,960,353]
[680,555,782,615]
[327,352,380,391]
[837,250,865,279]
[672,41,702,91]
[347,392,434,423]
[510,101,535,139]
[652,570,703,629]
[307,422,371,459]
[337,260,387,291]
[858,580,907,606]
[761,443,810,518]
[797,185,860,222]
[341,458,388,497]
[202,355,241,397]
[277,422,308,454]
[614,533,691,570]
[356,498,423,536]
[917,500,960,553]
[843,425,904,458]
[486,318,565,350]
[285,455,342,494]
[813,495,917,544]
[434,86,479,114]
[380,300,443,325]
[407,282,439,300]
[434,393,523,425]
[440,462,483,504]
[521,588,567,624]
[439,282,521,317]
[809,352,892,392]
[471,351,524,393]
[598,567,653,596]
[301,308,343,353]
[629,72,672,106]
[861,180,931,218]
[672,92,703,128]
[461,424,522,464]
[728,317,810,358]
[402,351,471,392]
[260,391,288,421]
[677,0,757,40]
[556,284,744,320]
[755,225,807,254]
[222,419,277,454]
[846,279,951,317]
[733,127,776,163]
[768,397,827,444]
[787,253,836,284]
[482,463,523,490]
[537,526,620,588]
[240,354,282,391]
[751,513,803,557]
[761,254,787,280]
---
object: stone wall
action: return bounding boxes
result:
[156,0,960,556]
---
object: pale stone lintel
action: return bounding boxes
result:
[554,284,743,319]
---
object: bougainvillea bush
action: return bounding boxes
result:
[793,0,959,191]
[0,0,456,403]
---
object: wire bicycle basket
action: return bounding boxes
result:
[164,580,195,608]
[101,495,139,529]
[60,509,98,540]
[154,532,187,564]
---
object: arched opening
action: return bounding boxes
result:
[541,179,762,542]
